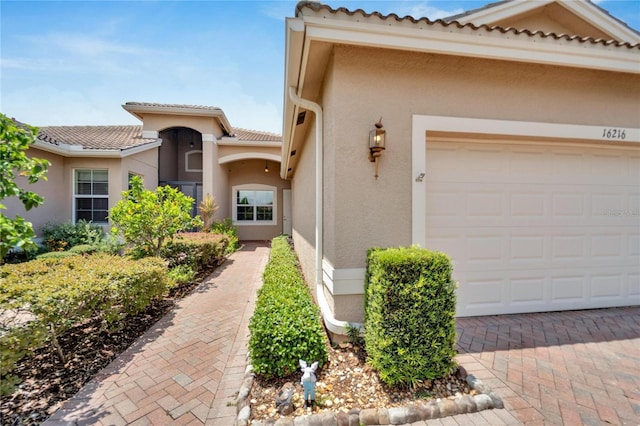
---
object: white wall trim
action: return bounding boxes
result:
[218,152,281,164]
[185,150,203,172]
[33,140,162,158]
[202,133,216,143]
[322,259,366,296]
[411,114,640,246]
[217,140,281,148]
[142,130,158,139]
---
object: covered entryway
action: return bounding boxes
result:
[158,127,203,216]
[412,116,640,317]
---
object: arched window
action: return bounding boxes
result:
[185,150,203,172]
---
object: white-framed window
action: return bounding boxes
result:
[232,184,276,225]
[74,169,109,223]
[185,150,203,172]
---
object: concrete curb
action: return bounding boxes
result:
[235,363,503,426]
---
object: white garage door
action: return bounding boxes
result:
[425,140,640,317]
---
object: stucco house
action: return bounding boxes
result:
[6,102,290,241]
[282,0,640,338]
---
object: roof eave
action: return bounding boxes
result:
[281,17,306,179]
[217,139,282,147]
[33,139,162,158]
[452,0,640,44]
[297,13,639,74]
[122,104,235,136]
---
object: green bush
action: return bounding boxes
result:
[0,254,168,393]
[248,236,328,379]
[210,218,239,255]
[110,176,202,256]
[35,251,78,260]
[68,244,99,255]
[160,232,229,269]
[364,246,457,388]
[41,220,104,252]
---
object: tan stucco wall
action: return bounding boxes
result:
[141,115,223,138]
[325,45,640,269]
[291,118,318,295]
[291,44,640,323]
[3,149,69,237]
[3,147,159,240]
[227,159,291,240]
[121,148,159,189]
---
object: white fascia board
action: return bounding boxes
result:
[454,0,554,25]
[33,140,162,158]
[302,18,639,74]
[217,140,281,148]
[120,141,163,157]
[282,17,307,179]
[562,1,640,43]
[456,0,640,44]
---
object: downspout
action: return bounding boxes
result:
[288,87,356,336]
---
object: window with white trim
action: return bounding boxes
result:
[232,184,276,225]
[74,169,108,223]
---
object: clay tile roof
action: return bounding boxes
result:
[124,102,222,111]
[233,128,282,142]
[295,1,640,49]
[38,125,157,150]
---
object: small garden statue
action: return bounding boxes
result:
[299,360,318,408]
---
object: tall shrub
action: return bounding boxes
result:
[365,246,457,388]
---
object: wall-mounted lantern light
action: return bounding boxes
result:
[264,161,270,173]
[368,118,386,179]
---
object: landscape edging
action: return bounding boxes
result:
[234,360,504,426]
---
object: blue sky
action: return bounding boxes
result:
[1,0,638,134]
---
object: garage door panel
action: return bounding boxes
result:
[425,141,640,316]
[630,274,640,298]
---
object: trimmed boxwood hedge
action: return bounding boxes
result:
[248,236,328,378]
[365,246,457,388]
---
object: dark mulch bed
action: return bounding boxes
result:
[0,267,217,426]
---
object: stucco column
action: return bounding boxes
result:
[202,133,217,206]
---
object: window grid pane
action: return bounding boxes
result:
[256,206,273,221]
[235,189,274,222]
[74,169,108,223]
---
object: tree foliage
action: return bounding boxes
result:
[109,176,202,256]
[0,114,50,261]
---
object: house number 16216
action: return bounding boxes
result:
[602,128,626,140]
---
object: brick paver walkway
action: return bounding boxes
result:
[43,240,639,425]
[454,307,640,425]
[44,242,270,426]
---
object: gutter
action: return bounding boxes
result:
[287,87,358,337]
[33,139,162,158]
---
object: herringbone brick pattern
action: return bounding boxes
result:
[455,307,640,425]
[43,241,639,426]
[44,242,270,426]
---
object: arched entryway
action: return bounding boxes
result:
[158,127,203,216]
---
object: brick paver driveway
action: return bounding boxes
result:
[455,307,640,425]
